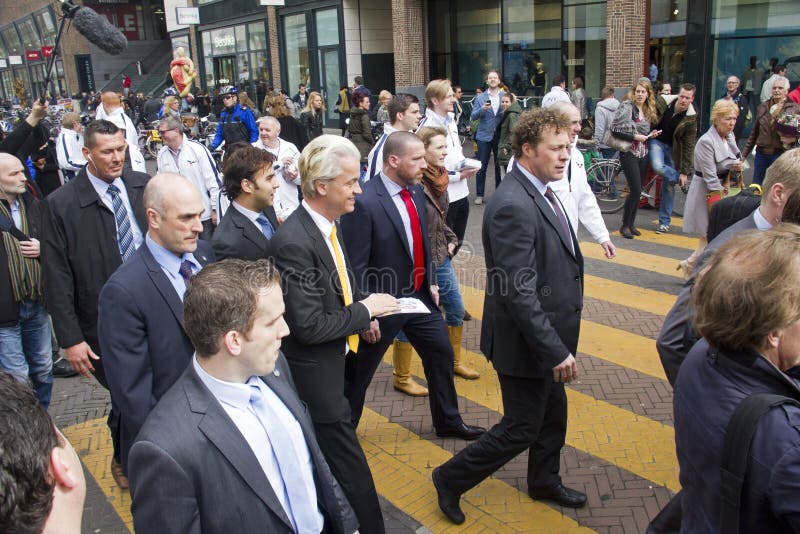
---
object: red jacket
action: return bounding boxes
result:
[789,86,800,104]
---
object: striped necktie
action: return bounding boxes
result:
[106,184,135,261]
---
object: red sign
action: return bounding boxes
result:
[41,46,54,57]
[86,4,141,41]
[26,50,42,61]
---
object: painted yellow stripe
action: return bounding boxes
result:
[62,418,133,532]
[582,245,683,278]
[359,408,595,533]
[461,284,668,380]
[612,228,697,250]
[461,276,676,318]
[389,349,680,492]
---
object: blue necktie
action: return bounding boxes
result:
[248,381,319,533]
[256,214,274,240]
[179,259,194,283]
[106,184,135,261]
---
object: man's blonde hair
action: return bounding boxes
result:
[299,135,361,199]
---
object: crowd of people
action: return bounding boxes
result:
[2,61,800,533]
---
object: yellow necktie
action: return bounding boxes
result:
[330,225,359,353]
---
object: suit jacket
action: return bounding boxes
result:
[41,167,149,351]
[211,203,279,261]
[97,240,215,472]
[129,354,358,534]
[657,211,758,385]
[480,165,584,378]
[0,191,43,326]
[272,206,371,423]
[340,175,436,300]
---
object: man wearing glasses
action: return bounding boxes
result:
[209,86,258,151]
[156,115,221,239]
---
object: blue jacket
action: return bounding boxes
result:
[211,103,258,149]
[674,338,800,533]
[469,90,505,142]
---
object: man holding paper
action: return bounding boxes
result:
[272,135,398,533]
[340,131,486,441]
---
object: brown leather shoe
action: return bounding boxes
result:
[111,458,129,489]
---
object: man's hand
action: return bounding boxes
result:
[360,293,400,317]
[211,210,218,225]
[64,342,100,379]
[19,237,40,259]
[460,168,479,180]
[483,101,492,111]
[430,285,439,307]
[600,240,616,259]
[361,320,381,344]
[679,174,689,188]
[552,354,577,383]
[26,100,47,127]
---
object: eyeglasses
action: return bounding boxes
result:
[158,128,176,134]
[222,95,234,100]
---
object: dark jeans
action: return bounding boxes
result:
[475,140,500,197]
[752,151,780,185]
[446,196,469,257]
[620,152,648,229]
[600,148,617,159]
[437,373,567,495]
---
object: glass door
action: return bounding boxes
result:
[213,56,236,87]
[318,48,340,125]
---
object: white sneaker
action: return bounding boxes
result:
[474,197,483,205]
[656,224,670,234]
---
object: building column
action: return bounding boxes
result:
[391,0,427,95]
[267,6,281,90]
[606,0,648,93]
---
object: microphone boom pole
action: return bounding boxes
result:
[41,1,81,104]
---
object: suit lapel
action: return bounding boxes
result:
[184,367,295,530]
[511,169,577,258]
[140,244,184,326]
[374,176,413,261]
[231,208,270,252]
[297,208,336,275]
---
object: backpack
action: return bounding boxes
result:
[707,185,762,242]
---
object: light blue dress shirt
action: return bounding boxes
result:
[144,234,200,299]
[86,170,144,250]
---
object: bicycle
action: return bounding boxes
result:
[588,157,687,216]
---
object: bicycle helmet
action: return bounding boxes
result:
[219,85,238,96]
[162,87,178,97]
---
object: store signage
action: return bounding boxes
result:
[9,55,22,65]
[259,0,286,5]
[26,50,42,61]
[176,7,200,25]
[74,54,96,92]
[0,59,7,68]
[564,59,585,66]
[214,35,235,49]
[41,46,54,57]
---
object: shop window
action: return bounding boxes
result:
[454,0,501,92]
[283,14,310,95]
[562,1,606,98]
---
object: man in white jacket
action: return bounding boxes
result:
[251,116,301,221]
[94,91,146,173]
[546,103,616,259]
[156,115,221,239]
[55,112,87,182]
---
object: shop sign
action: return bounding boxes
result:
[41,46,54,57]
[176,7,200,25]
[259,0,286,5]
[214,35,236,49]
[9,55,23,65]
[564,59,585,66]
[74,54,96,92]
[0,59,7,68]
[26,50,42,61]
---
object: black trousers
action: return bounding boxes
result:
[436,373,567,495]
[620,152,648,229]
[87,336,121,463]
[446,196,469,257]
[345,293,463,431]
[313,419,385,534]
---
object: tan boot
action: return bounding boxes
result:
[449,325,480,379]
[392,341,428,396]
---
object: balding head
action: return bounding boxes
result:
[144,173,204,254]
[382,131,424,165]
[0,153,27,201]
[548,102,581,143]
[382,132,427,186]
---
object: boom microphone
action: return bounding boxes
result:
[68,2,128,56]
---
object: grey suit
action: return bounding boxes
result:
[657,211,758,385]
[129,354,358,534]
[438,164,584,494]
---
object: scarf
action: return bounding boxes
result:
[0,199,43,304]
[422,165,449,195]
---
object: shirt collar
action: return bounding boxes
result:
[301,199,334,237]
[424,107,453,125]
[231,201,262,224]
[515,162,549,196]
[86,169,124,199]
[380,173,405,197]
[145,234,199,274]
[754,207,772,230]
[193,356,253,410]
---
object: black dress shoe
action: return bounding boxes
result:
[630,227,642,236]
[432,467,465,524]
[52,357,78,378]
[620,227,634,239]
[435,423,486,440]
[529,483,587,508]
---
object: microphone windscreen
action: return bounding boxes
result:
[72,7,128,56]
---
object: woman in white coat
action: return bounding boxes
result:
[680,99,742,277]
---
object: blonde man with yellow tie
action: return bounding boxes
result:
[271,134,399,533]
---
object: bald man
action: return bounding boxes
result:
[98,173,215,477]
[0,153,53,408]
[252,115,301,221]
[95,91,147,173]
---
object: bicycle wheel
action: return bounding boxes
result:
[587,159,625,214]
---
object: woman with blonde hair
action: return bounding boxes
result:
[300,91,325,141]
[376,90,392,124]
[678,99,743,277]
[159,95,181,120]
[610,79,659,239]
[237,92,260,119]
[267,94,308,150]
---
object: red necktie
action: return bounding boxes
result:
[399,189,425,291]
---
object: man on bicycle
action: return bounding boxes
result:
[210,86,258,151]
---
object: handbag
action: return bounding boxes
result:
[602,128,632,153]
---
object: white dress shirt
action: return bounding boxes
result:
[86,170,144,250]
[380,173,416,253]
[231,201,272,236]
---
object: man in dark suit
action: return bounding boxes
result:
[41,120,149,488]
[340,131,484,441]
[129,259,358,534]
[432,108,586,525]
[212,146,280,261]
[98,173,215,477]
[273,135,399,533]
